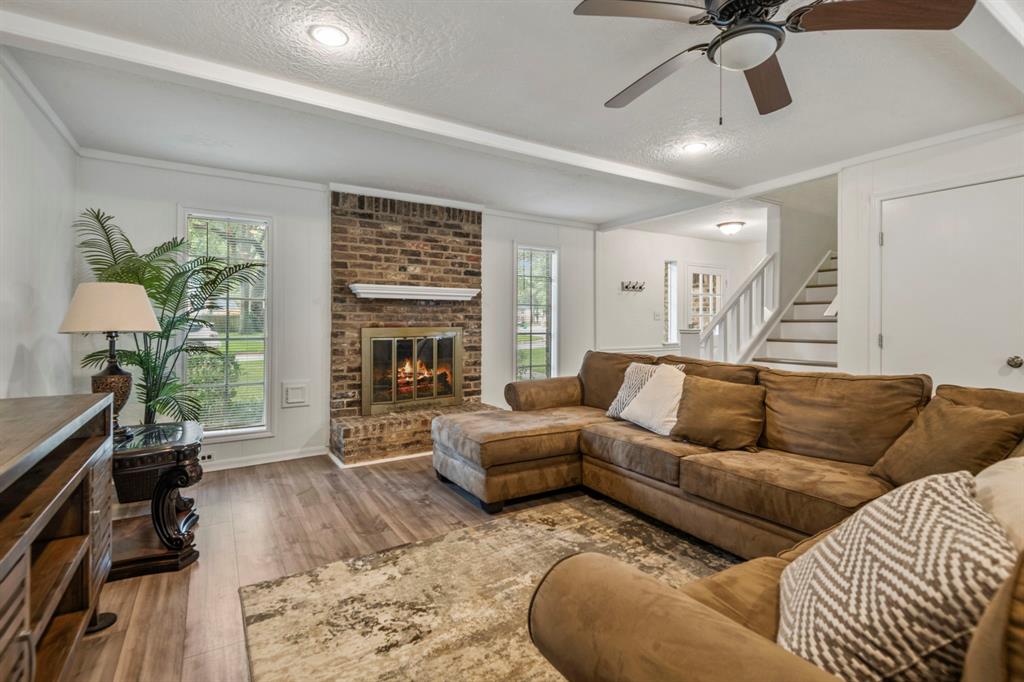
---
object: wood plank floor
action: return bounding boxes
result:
[71,455,581,682]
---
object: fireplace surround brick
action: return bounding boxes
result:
[330,191,486,463]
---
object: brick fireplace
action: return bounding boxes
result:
[329,192,490,463]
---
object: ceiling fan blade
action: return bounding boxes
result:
[789,0,975,32]
[574,0,706,23]
[606,44,707,108]
[744,55,792,115]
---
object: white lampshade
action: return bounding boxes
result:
[59,283,160,333]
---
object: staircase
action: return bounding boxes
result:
[751,252,839,371]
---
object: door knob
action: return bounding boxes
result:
[1008,356,1023,369]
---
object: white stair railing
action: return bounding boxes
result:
[697,252,778,363]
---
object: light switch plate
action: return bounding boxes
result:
[281,381,309,408]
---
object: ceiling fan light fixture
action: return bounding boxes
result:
[707,23,784,71]
[308,25,349,47]
[717,221,745,236]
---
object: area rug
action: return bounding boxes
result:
[239,496,737,681]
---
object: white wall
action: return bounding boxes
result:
[595,229,766,353]
[481,212,596,407]
[838,122,1024,373]
[770,205,838,307]
[74,156,331,469]
[0,59,76,398]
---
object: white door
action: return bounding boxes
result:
[880,176,1024,390]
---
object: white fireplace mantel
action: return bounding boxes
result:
[348,283,480,301]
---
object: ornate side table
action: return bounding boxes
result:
[109,422,204,581]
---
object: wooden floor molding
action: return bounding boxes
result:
[71,455,576,682]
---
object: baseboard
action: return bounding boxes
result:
[202,445,328,472]
[326,450,433,470]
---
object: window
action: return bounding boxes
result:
[687,266,726,332]
[515,247,557,380]
[184,212,269,434]
[664,261,678,344]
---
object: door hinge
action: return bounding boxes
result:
[877,333,884,349]
[878,232,884,247]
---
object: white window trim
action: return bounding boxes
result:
[664,260,679,346]
[513,243,559,379]
[685,263,728,333]
[178,205,274,443]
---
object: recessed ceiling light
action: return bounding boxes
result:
[681,142,709,154]
[309,25,349,47]
[717,221,745,236]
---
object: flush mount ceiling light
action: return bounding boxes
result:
[680,141,709,154]
[717,221,745,236]
[308,25,349,47]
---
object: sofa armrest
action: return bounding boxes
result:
[529,553,839,682]
[504,376,582,411]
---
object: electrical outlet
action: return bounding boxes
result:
[199,453,214,462]
[653,312,661,322]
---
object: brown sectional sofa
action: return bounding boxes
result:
[528,531,1024,682]
[432,351,931,559]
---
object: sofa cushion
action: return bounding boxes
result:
[578,351,656,410]
[962,552,1024,682]
[607,362,660,419]
[671,375,766,451]
[976,457,1024,551]
[581,421,712,485]
[937,383,1024,415]
[431,406,611,469]
[657,355,759,385]
[680,449,892,535]
[680,557,787,641]
[619,365,685,436]
[757,368,932,465]
[778,472,1017,682]
[870,395,1024,486]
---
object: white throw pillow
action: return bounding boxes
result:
[976,455,1024,550]
[606,362,682,419]
[619,364,684,436]
[778,472,1016,682]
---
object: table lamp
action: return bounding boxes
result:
[59,282,160,442]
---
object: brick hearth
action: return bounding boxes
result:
[329,191,487,463]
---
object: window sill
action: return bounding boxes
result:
[202,426,274,445]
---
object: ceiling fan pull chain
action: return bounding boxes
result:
[718,45,724,126]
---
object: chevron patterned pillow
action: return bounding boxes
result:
[606,362,680,419]
[777,471,1017,682]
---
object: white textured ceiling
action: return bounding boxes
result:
[9,48,718,224]
[626,174,837,241]
[629,198,772,242]
[4,0,1023,189]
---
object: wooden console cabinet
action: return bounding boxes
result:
[0,394,115,681]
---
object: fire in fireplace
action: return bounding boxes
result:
[361,327,463,415]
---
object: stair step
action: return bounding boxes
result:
[766,338,837,344]
[780,318,837,323]
[752,357,839,368]
[805,283,836,289]
[793,301,831,305]
[819,267,838,273]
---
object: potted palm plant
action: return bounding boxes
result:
[74,208,265,424]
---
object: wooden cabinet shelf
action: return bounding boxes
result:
[0,394,114,681]
[29,535,90,643]
[34,610,89,682]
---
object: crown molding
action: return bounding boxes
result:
[80,148,329,192]
[482,208,596,231]
[0,46,79,153]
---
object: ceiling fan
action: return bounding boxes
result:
[575,0,977,115]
